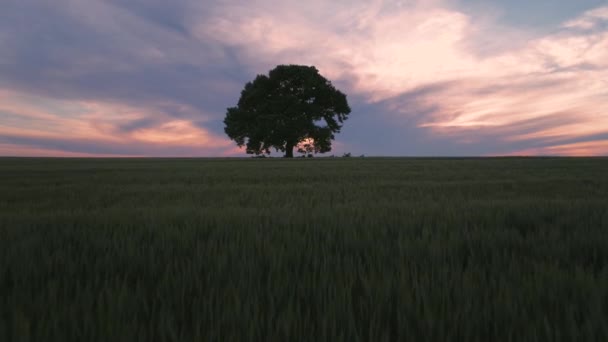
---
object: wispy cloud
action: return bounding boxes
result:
[505,140,608,156]
[0,89,234,156]
[0,0,606,156]
[200,0,608,155]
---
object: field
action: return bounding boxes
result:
[1,157,608,341]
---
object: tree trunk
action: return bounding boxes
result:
[284,142,294,158]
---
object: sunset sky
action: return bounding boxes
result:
[1,0,607,157]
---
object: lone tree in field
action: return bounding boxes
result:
[224,64,351,158]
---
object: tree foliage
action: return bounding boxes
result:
[224,65,351,157]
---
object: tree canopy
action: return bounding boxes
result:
[224,64,351,157]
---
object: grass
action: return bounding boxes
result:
[1,157,608,341]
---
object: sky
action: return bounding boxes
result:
[1,0,607,157]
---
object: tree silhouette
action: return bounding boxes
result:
[224,65,351,158]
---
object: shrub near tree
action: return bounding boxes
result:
[224,65,351,158]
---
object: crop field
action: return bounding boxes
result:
[1,157,608,341]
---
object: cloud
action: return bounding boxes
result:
[0,89,234,156]
[563,6,608,30]
[200,0,608,155]
[0,0,606,156]
[505,140,608,156]
[0,0,247,118]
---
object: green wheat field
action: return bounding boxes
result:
[1,157,608,341]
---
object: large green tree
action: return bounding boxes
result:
[224,65,351,158]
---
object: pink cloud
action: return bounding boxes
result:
[130,120,225,147]
[505,140,608,157]
[200,0,608,155]
[2,0,607,156]
[0,89,234,156]
[0,143,141,158]
[563,7,608,30]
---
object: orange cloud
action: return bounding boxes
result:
[506,140,608,157]
[0,89,233,156]
[131,120,226,147]
[0,143,140,158]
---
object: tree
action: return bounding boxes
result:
[224,64,351,158]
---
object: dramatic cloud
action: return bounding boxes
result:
[0,89,234,156]
[201,0,608,155]
[0,0,606,156]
